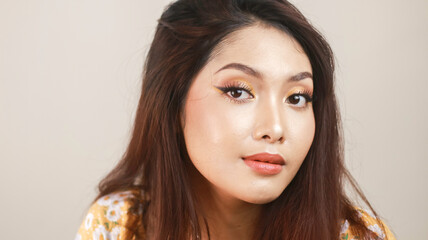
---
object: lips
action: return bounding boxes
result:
[242,152,285,165]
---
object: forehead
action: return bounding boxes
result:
[207,25,312,77]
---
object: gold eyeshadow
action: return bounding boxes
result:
[213,79,256,96]
[286,87,313,98]
[212,79,256,104]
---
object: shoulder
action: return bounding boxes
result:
[340,208,396,240]
[75,189,144,240]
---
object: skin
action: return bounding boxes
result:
[182,25,315,240]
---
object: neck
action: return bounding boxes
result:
[188,164,262,240]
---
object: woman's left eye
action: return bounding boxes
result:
[286,93,313,108]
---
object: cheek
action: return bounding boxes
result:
[287,110,316,162]
[182,96,252,162]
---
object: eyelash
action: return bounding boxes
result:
[215,82,255,104]
[216,83,314,108]
[286,89,314,109]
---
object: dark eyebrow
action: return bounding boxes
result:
[289,71,313,82]
[215,62,312,82]
[215,63,262,79]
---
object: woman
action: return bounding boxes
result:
[76,0,395,239]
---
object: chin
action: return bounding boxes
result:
[240,190,283,205]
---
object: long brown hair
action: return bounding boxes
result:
[96,0,385,239]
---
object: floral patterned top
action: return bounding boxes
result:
[76,190,396,240]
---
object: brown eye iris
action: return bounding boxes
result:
[288,95,301,105]
[216,85,254,102]
[230,89,243,98]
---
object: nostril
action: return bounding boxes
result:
[262,135,284,143]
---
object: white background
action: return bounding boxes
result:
[1,0,427,239]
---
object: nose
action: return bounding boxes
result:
[252,98,285,144]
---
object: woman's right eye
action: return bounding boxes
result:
[215,86,254,103]
[225,87,253,100]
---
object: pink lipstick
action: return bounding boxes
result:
[242,153,285,175]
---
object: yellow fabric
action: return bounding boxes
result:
[76,190,396,240]
[76,190,143,240]
[339,208,396,240]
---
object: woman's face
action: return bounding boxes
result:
[182,25,315,204]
